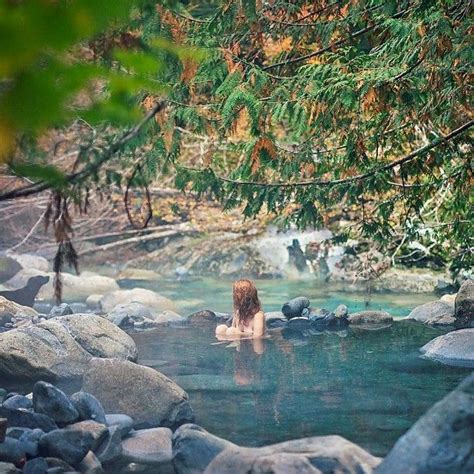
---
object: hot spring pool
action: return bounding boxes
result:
[129,278,470,457]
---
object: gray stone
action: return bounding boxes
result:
[0,296,37,320]
[44,457,75,473]
[33,382,79,425]
[348,311,393,325]
[455,280,474,328]
[406,301,455,325]
[19,428,43,457]
[99,288,176,314]
[420,328,474,368]
[377,373,474,473]
[65,421,108,451]
[0,437,25,464]
[205,435,381,474]
[106,302,153,329]
[121,428,173,465]
[0,314,137,381]
[0,389,6,404]
[334,304,348,318]
[0,256,22,284]
[281,297,310,319]
[82,358,194,429]
[153,310,186,325]
[48,304,73,318]
[39,429,94,465]
[2,394,32,410]
[77,451,103,474]
[0,407,57,432]
[172,424,237,474]
[104,414,134,438]
[70,392,106,425]
[94,425,122,464]
[0,462,20,474]
[188,310,217,322]
[23,457,48,474]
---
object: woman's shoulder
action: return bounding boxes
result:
[254,310,265,319]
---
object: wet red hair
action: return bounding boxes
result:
[233,279,262,327]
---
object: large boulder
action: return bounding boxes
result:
[8,253,49,272]
[0,256,22,283]
[348,311,393,326]
[406,301,455,326]
[6,269,119,302]
[172,424,237,474]
[82,358,194,429]
[205,435,381,474]
[454,280,474,328]
[0,314,137,381]
[377,373,474,473]
[420,328,474,368]
[99,288,176,314]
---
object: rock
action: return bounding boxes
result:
[23,457,48,474]
[85,295,103,310]
[188,310,217,322]
[252,453,322,473]
[8,253,49,272]
[39,429,94,465]
[454,280,474,328]
[82,358,194,429]
[0,407,57,432]
[77,451,103,474]
[121,428,172,466]
[0,462,20,474]
[43,457,75,472]
[334,304,348,318]
[33,382,79,425]
[265,311,287,328]
[377,373,474,473]
[440,293,456,306]
[48,304,73,318]
[0,437,25,464]
[406,301,455,326]
[117,268,160,282]
[0,314,137,382]
[104,414,134,438]
[70,392,106,425]
[94,426,122,464]
[172,424,237,474]
[0,296,37,319]
[205,435,381,474]
[0,390,6,404]
[348,311,393,325]
[106,302,153,328]
[99,288,176,314]
[0,256,22,284]
[65,421,108,451]
[18,428,43,457]
[2,394,32,410]
[435,278,457,295]
[281,297,310,319]
[153,310,186,325]
[420,328,474,368]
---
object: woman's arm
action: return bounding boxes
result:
[253,311,265,338]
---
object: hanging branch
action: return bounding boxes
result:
[124,164,153,230]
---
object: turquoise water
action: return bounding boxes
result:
[131,278,470,457]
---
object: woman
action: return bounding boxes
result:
[216,279,265,338]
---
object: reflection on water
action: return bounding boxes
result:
[133,320,469,457]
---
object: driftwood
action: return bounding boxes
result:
[78,224,197,256]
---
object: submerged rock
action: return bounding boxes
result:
[104,414,134,438]
[0,314,137,382]
[348,311,393,326]
[454,280,473,328]
[406,301,455,326]
[99,288,176,314]
[82,358,194,429]
[95,425,123,464]
[420,328,474,368]
[33,381,79,425]
[70,391,107,425]
[48,303,73,318]
[377,372,474,473]
[39,428,94,465]
[205,435,381,474]
[281,297,310,319]
[121,428,173,466]
[172,424,237,474]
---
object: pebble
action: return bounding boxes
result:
[70,392,107,425]
[2,394,32,410]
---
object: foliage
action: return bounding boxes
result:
[1,0,473,274]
